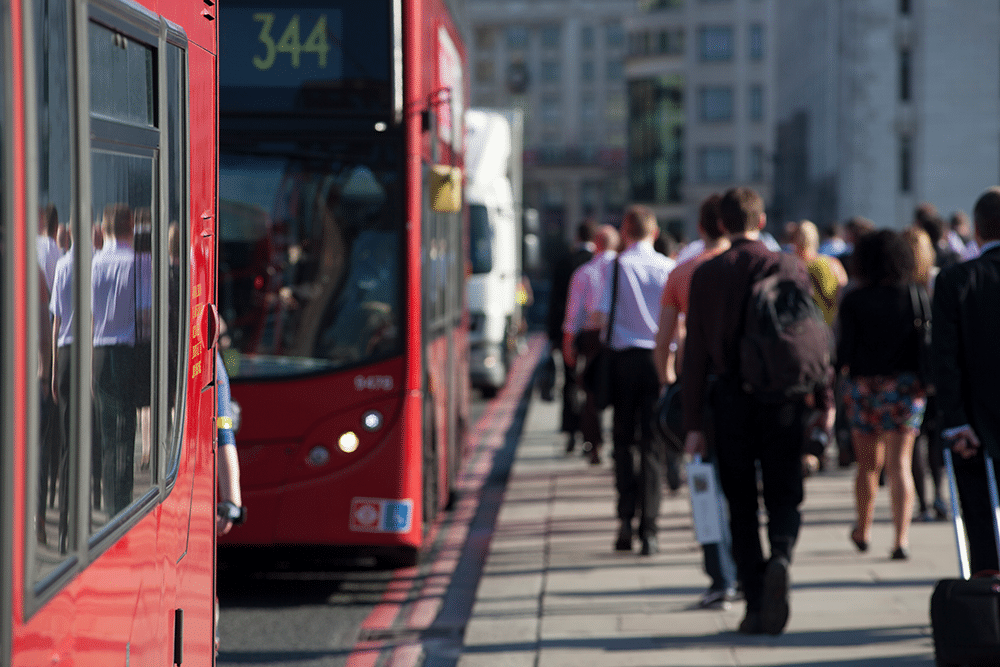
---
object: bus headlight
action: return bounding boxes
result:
[362,410,383,432]
[306,445,331,467]
[338,431,360,453]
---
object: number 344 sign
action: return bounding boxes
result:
[225,8,344,85]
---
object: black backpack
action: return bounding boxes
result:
[739,263,833,402]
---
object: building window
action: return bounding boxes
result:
[630,31,652,57]
[748,84,763,121]
[581,60,595,82]
[541,60,561,84]
[541,24,561,50]
[581,93,597,127]
[606,94,627,121]
[506,25,529,50]
[475,26,496,51]
[475,60,495,84]
[606,22,625,49]
[749,24,764,60]
[749,145,764,181]
[699,86,733,121]
[627,76,684,204]
[900,135,912,193]
[640,0,683,9]
[541,94,561,126]
[659,29,684,55]
[607,59,624,82]
[699,26,733,61]
[699,146,734,182]
[581,25,595,50]
[900,48,911,101]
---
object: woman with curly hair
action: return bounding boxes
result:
[837,229,930,560]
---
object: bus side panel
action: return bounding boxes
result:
[174,39,218,664]
[403,0,428,539]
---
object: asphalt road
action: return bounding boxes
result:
[216,395,492,667]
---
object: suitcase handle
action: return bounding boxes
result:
[944,447,972,580]
[944,446,1000,579]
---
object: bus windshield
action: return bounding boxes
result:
[219,138,403,378]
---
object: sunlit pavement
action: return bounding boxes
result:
[454,343,953,667]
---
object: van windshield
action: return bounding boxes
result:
[469,204,493,274]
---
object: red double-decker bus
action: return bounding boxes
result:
[3,0,220,662]
[217,0,470,564]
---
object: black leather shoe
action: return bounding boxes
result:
[639,536,659,556]
[761,556,790,635]
[738,611,764,634]
[614,526,633,552]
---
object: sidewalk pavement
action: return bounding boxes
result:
[456,375,957,667]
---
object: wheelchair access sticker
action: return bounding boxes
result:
[349,497,413,533]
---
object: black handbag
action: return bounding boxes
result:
[652,382,684,456]
[908,282,932,389]
[582,259,619,411]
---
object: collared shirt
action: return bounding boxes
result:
[92,238,137,347]
[49,251,74,347]
[563,250,616,335]
[597,240,675,350]
[37,235,61,293]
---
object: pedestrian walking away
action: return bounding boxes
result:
[596,204,674,556]
[837,229,930,561]
[547,220,596,453]
[682,186,832,635]
[562,224,619,464]
[932,186,1000,576]
[652,193,737,608]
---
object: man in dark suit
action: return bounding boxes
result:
[932,186,1000,575]
[546,220,595,452]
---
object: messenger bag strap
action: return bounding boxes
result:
[603,258,620,346]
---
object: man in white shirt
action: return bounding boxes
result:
[562,225,619,465]
[596,205,674,555]
[92,203,139,515]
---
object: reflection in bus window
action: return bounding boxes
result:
[219,144,403,378]
[90,150,155,529]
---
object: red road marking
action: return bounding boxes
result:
[345,335,546,667]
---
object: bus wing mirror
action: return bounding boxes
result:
[430,165,462,213]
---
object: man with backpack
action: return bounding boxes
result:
[682,187,832,635]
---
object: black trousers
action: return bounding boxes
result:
[609,347,663,539]
[559,353,582,436]
[93,344,137,515]
[575,329,604,447]
[952,444,1000,574]
[711,379,806,612]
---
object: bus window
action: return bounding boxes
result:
[88,17,159,529]
[33,0,76,581]
[219,145,404,377]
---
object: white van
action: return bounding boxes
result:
[465,109,521,397]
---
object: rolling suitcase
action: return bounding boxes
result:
[930,447,1000,667]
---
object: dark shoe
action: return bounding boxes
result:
[565,434,576,454]
[933,499,949,521]
[588,447,602,466]
[850,525,869,553]
[738,611,764,634]
[760,556,791,635]
[890,546,910,560]
[615,526,633,552]
[699,587,737,610]
[639,536,659,556]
